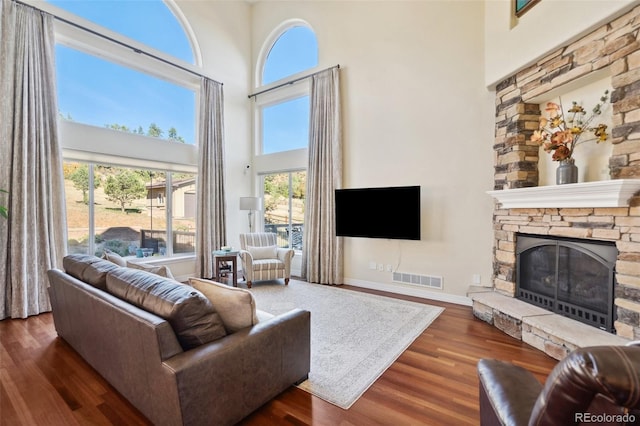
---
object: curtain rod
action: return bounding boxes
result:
[248,64,340,99]
[15,0,222,86]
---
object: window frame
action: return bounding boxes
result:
[259,170,306,252]
[31,0,202,258]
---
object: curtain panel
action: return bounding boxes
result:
[195,78,227,278]
[0,0,67,319]
[303,67,343,285]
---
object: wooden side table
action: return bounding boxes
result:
[212,251,238,287]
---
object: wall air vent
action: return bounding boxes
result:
[392,272,443,289]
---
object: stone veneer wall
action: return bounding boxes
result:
[492,5,640,340]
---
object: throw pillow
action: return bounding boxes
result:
[189,278,259,333]
[247,245,277,260]
[126,260,175,280]
[107,268,226,350]
[101,250,127,267]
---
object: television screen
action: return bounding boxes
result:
[335,185,421,240]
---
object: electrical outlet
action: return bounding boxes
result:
[473,274,481,284]
[369,261,377,270]
[377,263,384,271]
[386,264,393,272]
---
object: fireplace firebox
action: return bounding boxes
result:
[516,234,616,333]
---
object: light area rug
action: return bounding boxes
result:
[248,280,444,409]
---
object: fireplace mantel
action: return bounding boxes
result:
[487,180,640,209]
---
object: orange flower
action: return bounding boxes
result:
[545,102,560,115]
[539,117,548,128]
[550,130,573,145]
[551,145,571,161]
[531,130,545,142]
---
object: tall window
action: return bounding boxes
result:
[65,162,196,257]
[257,24,318,155]
[262,171,306,250]
[255,23,317,252]
[262,26,317,85]
[44,0,200,256]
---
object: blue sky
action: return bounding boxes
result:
[49,0,318,151]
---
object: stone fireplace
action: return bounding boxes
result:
[471,5,640,359]
[516,233,616,333]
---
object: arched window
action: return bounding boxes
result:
[47,0,193,62]
[254,23,318,253]
[262,26,318,85]
[43,0,200,258]
[258,24,318,155]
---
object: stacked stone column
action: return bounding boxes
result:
[491,5,640,339]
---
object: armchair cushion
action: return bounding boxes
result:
[247,245,278,260]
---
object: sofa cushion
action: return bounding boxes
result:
[107,268,226,350]
[189,278,259,333]
[63,254,121,290]
[126,260,175,280]
[101,250,127,267]
[247,245,278,260]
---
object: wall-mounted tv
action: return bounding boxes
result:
[335,185,421,240]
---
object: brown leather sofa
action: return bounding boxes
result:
[47,254,310,426]
[477,345,640,425]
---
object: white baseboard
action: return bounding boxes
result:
[343,277,472,306]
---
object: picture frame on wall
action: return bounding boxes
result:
[515,0,540,17]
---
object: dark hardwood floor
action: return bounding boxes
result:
[0,285,558,425]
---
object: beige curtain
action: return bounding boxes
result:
[196,78,226,278]
[0,0,67,319]
[302,67,343,284]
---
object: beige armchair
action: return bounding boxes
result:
[239,232,294,288]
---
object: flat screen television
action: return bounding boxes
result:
[335,185,421,240]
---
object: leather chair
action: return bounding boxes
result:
[477,344,640,425]
[238,232,294,288]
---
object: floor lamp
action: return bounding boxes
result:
[240,196,262,233]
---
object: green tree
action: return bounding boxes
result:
[147,123,163,138]
[103,169,146,212]
[168,127,185,143]
[69,164,99,204]
[106,123,130,132]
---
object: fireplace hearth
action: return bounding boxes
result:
[516,234,616,333]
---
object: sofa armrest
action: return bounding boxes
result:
[238,249,253,280]
[276,248,294,276]
[276,247,294,262]
[529,345,640,425]
[163,308,310,426]
[477,359,543,426]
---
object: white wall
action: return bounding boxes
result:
[177,0,253,251]
[485,0,638,88]
[251,1,495,304]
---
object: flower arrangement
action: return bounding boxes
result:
[531,90,610,162]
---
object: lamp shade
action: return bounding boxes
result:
[239,196,262,211]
